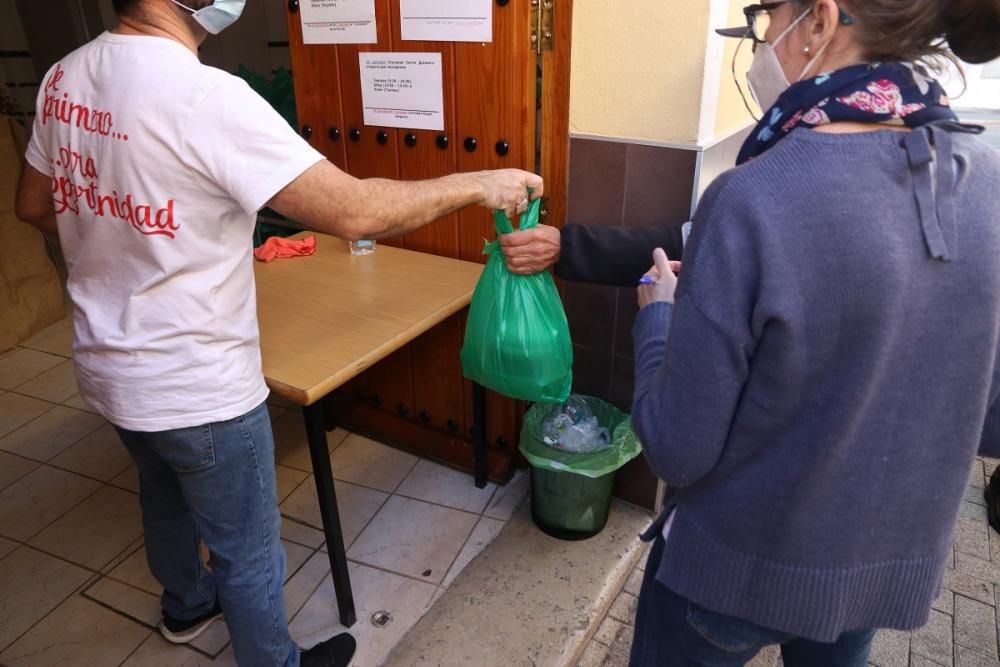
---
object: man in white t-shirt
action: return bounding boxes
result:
[14,1,542,666]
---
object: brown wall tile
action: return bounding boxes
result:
[624,144,698,229]
[571,345,613,400]
[566,139,627,227]
[614,287,640,359]
[565,283,619,352]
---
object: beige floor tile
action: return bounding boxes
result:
[348,496,479,585]
[442,517,506,587]
[0,546,91,650]
[50,423,131,481]
[110,464,140,493]
[0,392,54,438]
[577,641,612,667]
[0,348,65,390]
[0,450,39,491]
[0,536,16,559]
[331,434,419,493]
[271,412,349,472]
[0,594,150,667]
[122,633,237,667]
[108,545,160,595]
[285,552,331,620]
[19,319,74,358]
[281,479,388,548]
[484,468,530,521]
[0,465,101,541]
[276,464,309,503]
[0,405,104,462]
[188,617,231,656]
[397,459,497,513]
[284,539,313,582]
[280,517,326,549]
[13,359,78,403]
[29,485,143,570]
[63,392,100,414]
[289,562,436,667]
[85,577,161,627]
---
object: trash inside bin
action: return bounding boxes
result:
[520,396,642,540]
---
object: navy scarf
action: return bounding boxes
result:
[737,62,959,165]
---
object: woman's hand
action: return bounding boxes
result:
[498,224,561,275]
[638,248,681,309]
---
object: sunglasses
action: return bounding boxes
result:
[716,2,857,44]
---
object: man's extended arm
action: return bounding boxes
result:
[267,160,542,241]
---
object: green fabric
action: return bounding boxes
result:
[519,397,643,479]
[235,65,298,129]
[460,199,573,402]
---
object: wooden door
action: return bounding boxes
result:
[286,0,571,482]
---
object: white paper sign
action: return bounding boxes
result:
[400,0,492,43]
[359,53,445,131]
[299,0,377,45]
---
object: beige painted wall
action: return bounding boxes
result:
[714,0,756,137]
[569,0,710,144]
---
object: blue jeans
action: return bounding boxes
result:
[115,402,299,667]
[629,536,875,667]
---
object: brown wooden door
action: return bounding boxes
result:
[286,0,571,482]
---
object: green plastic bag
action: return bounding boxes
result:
[519,397,643,479]
[460,199,573,402]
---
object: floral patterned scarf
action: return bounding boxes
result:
[737,62,959,165]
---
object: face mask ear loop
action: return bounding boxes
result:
[732,36,761,122]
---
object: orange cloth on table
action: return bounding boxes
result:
[254,235,317,263]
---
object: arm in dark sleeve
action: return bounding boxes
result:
[554,222,686,287]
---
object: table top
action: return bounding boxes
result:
[255,233,484,406]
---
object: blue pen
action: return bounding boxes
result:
[639,275,656,286]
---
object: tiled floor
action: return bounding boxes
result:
[577,459,1000,667]
[0,318,529,667]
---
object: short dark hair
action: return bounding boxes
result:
[112,0,141,15]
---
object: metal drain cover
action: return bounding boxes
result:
[371,611,393,627]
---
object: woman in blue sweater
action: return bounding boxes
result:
[621,0,1000,665]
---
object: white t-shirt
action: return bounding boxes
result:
[25,32,324,431]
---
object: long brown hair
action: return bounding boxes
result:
[798,0,1000,67]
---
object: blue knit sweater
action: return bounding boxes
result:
[632,126,1000,642]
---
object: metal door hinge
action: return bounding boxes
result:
[530,0,554,53]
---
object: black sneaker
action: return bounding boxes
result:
[159,602,223,644]
[986,467,1000,534]
[300,633,357,667]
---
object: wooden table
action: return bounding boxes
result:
[255,232,486,627]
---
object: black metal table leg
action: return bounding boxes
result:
[472,383,488,489]
[302,402,357,628]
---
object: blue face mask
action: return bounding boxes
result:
[170,0,246,35]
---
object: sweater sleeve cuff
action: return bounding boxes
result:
[633,301,673,343]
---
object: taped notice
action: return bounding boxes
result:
[300,0,377,45]
[360,53,444,131]
[400,0,492,42]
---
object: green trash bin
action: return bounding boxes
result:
[520,396,643,540]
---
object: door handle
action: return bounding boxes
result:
[288,0,299,13]
[349,128,362,143]
[404,133,417,147]
[301,124,313,140]
[464,137,478,153]
[328,127,341,142]
[436,135,449,150]
[495,139,509,157]
[377,131,389,145]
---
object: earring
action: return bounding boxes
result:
[804,46,811,54]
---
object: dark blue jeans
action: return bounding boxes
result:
[115,402,298,667]
[629,535,876,667]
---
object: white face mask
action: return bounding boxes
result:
[747,8,830,112]
[170,0,246,35]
